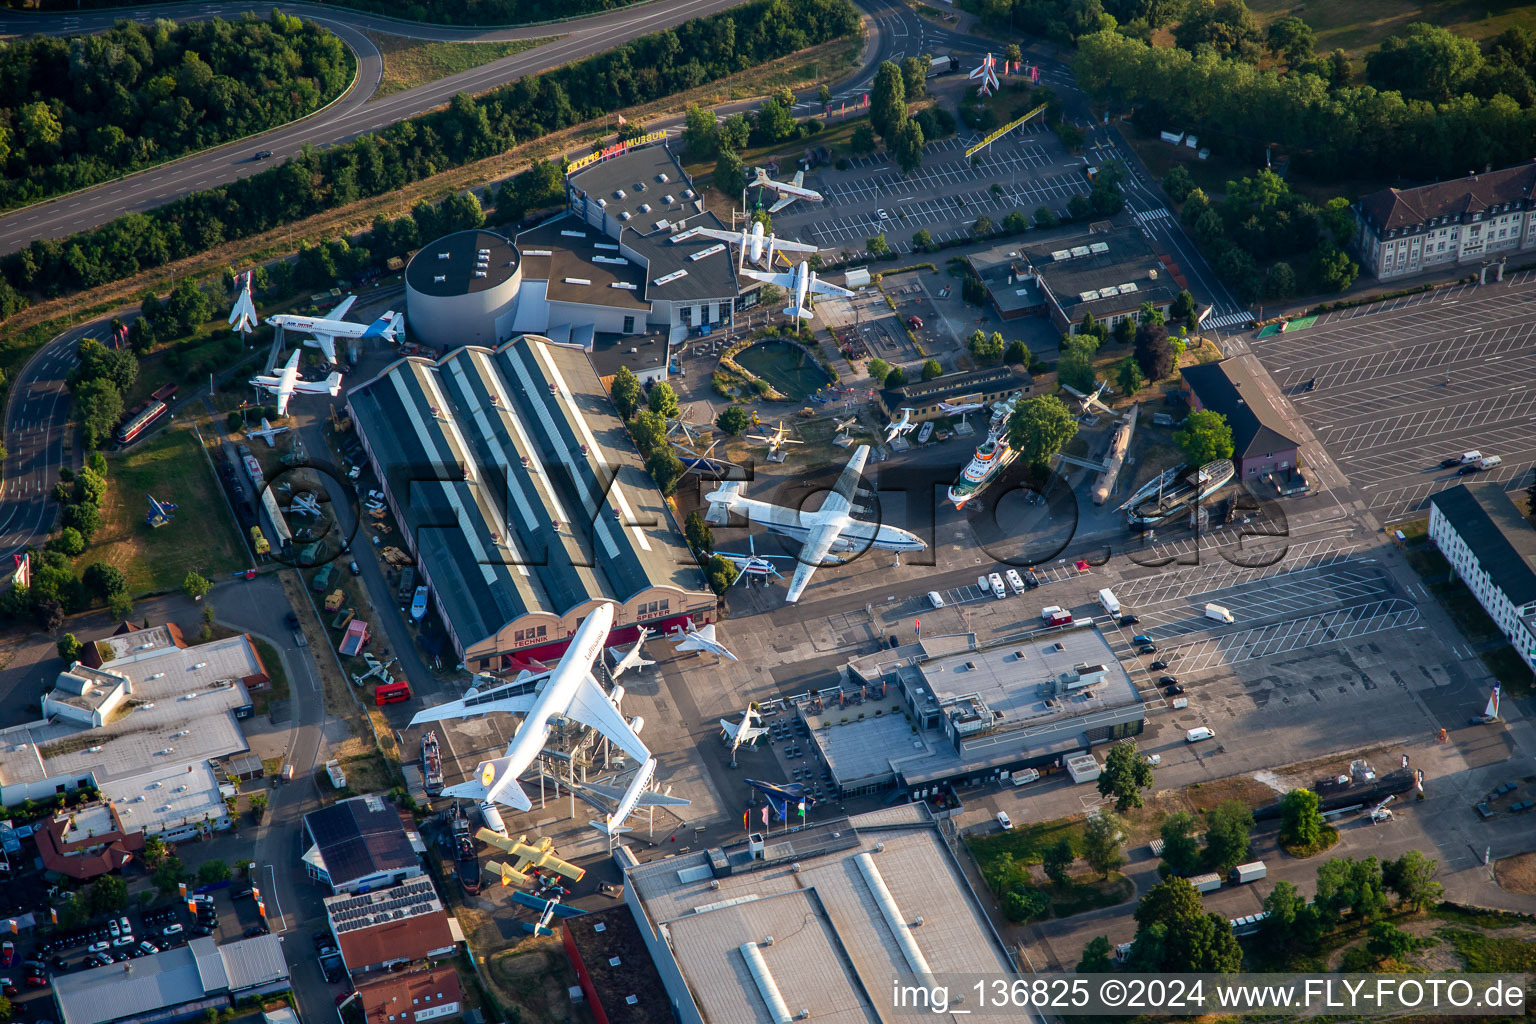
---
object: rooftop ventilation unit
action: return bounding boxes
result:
[662,194,675,205]
[433,275,446,283]
[657,173,670,183]
[561,230,586,238]
[522,249,553,257]
[619,211,631,221]
[690,244,727,261]
[564,278,592,286]
[653,269,688,286]
[613,189,626,199]
[638,203,652,214]
[610,282,637,290]
[682,189,696,200]
[438,252,450,259]
[1089,241,1110,254]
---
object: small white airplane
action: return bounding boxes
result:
[249,350,343,417]
[409,603,671,836]
[267,296,404,365]
[752,167,823,213]
[228,271,258,335]
[970,52,1001,96]
[674,220,817,270]
[752,420,805,457]
[884,408,917,443]
[1061,380,1117,417]
[608,628,655,680]
[246,417,289,447]
[720,706,770,762]
[833,415,861,434]
[745,260,853,320]
[704,445,926,603]
[938,398,985,415]
[667,621,739,662]
[286,492,322,518]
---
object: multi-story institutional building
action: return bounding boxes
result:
[1353,162,1536,279]
[1428,483,1536,672]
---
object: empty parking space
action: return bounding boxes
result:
[1133,564,1392,639]
[1252,279,1536,524]
[1156,599,1420,674]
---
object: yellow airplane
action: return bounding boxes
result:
[476,830,585,882]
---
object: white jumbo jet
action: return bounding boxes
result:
[409,604,667,836]
[745,260,852,319]
[667,621,739,662]
[247,417,290,447]
[704,444,926,603]
[884,408,916,443]
[248,351,342,416]
[752,167,824,213]
[674,220,817,270]
[267,296,404,365]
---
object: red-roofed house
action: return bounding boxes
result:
[325,880,457,978]
[355,967,463,1024]
[35,802,145,880]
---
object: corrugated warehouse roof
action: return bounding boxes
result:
[55,935,287,1024]
[347,336,706,649]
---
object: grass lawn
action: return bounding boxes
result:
[249,637,290,715]
[364,32,554,99]
[82,427,245,596]
[1438,926,1536,972]
[1246,0,1536,57]
[967,816,1087,869]
[1047,871,1135,918]
[1280,825,1340,858]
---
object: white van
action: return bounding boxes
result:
[1098,588,1121,616]
[927,591,946,609]
[1204,603,1234,623]
[977,575,991,596]
[996,811,1013,830]
[988,572,1007,599]
[1185,726,1215,743]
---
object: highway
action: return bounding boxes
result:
[0,0,753,254]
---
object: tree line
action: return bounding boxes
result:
[31,0,645,29]
[0,0,861,325]
[0,13,351,211]
[1075,18,1536,188]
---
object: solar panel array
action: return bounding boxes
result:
[329,878,441,935]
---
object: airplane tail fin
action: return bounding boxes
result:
[363,311,399,339]
[703,481,743,524]
[786,305,813,318]
[443,756,531,810]
[325,372,343,395]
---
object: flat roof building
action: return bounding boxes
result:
[100,761,231,845]
[324,877,457,976]
[53,934,289,1024]
[347,335,714,671]
[35,802,144,880]
[877,365,1036,423]
[405,230,523,350]
[303,795,424,894]
[831,625,1147,792]
[618,806,1026,1024]
[561,905,670,1024]
[1429,483,1536,672]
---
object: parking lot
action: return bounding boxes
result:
[776,128,1093,256]
[1251,273,1536,525]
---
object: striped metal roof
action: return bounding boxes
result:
[348,336,706,648]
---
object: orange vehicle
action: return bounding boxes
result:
[374,681,411,706]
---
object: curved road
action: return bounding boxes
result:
[0,0,751,253]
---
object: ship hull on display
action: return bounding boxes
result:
[947,431,1019,509]
[1126,460,1235,527]
[422,732,444,796]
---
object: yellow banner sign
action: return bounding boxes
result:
[965,104,1047,159]
[566,131,669,175]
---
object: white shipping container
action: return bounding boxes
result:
[1160,130,1185,145]
[1231,861,1267,884]
[1190,872,1222,893]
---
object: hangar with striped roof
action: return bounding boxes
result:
[346,334,715,671]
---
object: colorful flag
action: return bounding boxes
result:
[761,805,769,826]
[49,908,57,925]
[251,886,261,903]
[743,811,749,831]
[798,800,806,817]
[178,882,187,900]
[617,113,627,126]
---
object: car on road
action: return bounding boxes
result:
[1457,463,1482,475]
[243,924,268,938]
[137,941,157,956]
[876,208,888,220]
[0,942,12,967]
[926,591,945,609]
[908,316,923,330]
[1440,456,1463,468]
[161,925,183,938]
[1138,644,1158,655]
[285,611,300,629]
[24,974,47,989]
[1164,684,1184,696]
[1159,676,1180,686]
[191,925,213,937]
[1150,659,1169,670]
[0,978,16,996]
[996,811,1012,831]
[1005,569,1025,595]
[253,150,273,160]
[349,560,361,576]
[90,952,113,967]
[87,942,109,954]
[1132,634,1152,645]
[1119,615,1140,626]
[118,916,131,935]
[1145,754,1162,766]
[110,937,134,949]
[1022,570,1039,589]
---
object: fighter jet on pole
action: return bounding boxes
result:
[1060,380,1118,417]
[883,408,917,443]
[969,52,1002,96]
[248,351,343,416]
[267,296,404,365]
[228,271,258,335]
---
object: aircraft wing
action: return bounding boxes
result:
[564,674,650,764]
[329,295,357,320]
[821,444,870,517]
[408,691,538,726]
[810,277,854,299]
[677,227,739,245]
[772,237,818,255]
[768,194,798,214]
[785,521,839,603]
[310,333,338,364]
[744,269,796,287]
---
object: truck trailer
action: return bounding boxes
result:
[1231,861,1267,884]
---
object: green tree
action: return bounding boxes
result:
[648,381,681,419]
[1162,165,1195,203]
[850,123,876,156]
[1203,800,1254,874]
[870,60,907,141]
[754,98,797,142]
[1133,322,1174,381]
[0,995,12,1024]
[704,553,739,595]
[1097,740,1154,812]
[1174,410,1234,465]
[1321,196,1355,241]
[1033,206,1059,229]
[1004,340,1030,366]
[1116,356,1146,395]
[684,511,714,555]
[1278,787,1325,851]
[716,405,751,436]
[57,633,82,661]
[682,104,719,161]
[1365,921,1418,963]
[1366,22,1484,104]
[84,562,128,601]
[1383,850,1443,911]
[1007,395,1079,468]
[628,410,668,457]
[1159,811,1202,877]
[645,448,685,497]
[719,113,751,152]
[912,228,932,250]
[867,357,892,384]
[1132,878,1244,972]
[885,366,907,387]
[610,366,644,420]
[1043,837,1075,885]
[891,118,926,174]
[973,214,994,237]
[900,55,930,99]
[714,148,748,196]
[1314,856,1388,926]
[1076,936,1114,973]
[967,329,1005,364]
[1056,337,1098,392]
[142,835,167,868]
[867,233,890,257]
[1169,289,1196,325]
[183,572,211,602]
[48,528,86,557]
[1313,241,1358,292]
[108,592,134,621]
[76,378,124,451]
[1265,261,1297,299]
[1257,880,1321,961]
[818,83,832,106]
[1002,886,1049,922]
[1174,0,1262,58]
[920,359,943,381]
[89,875,129,914]
[1267,15,1315,63]
[1081,812,1126,878]
[196,859,231,885]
